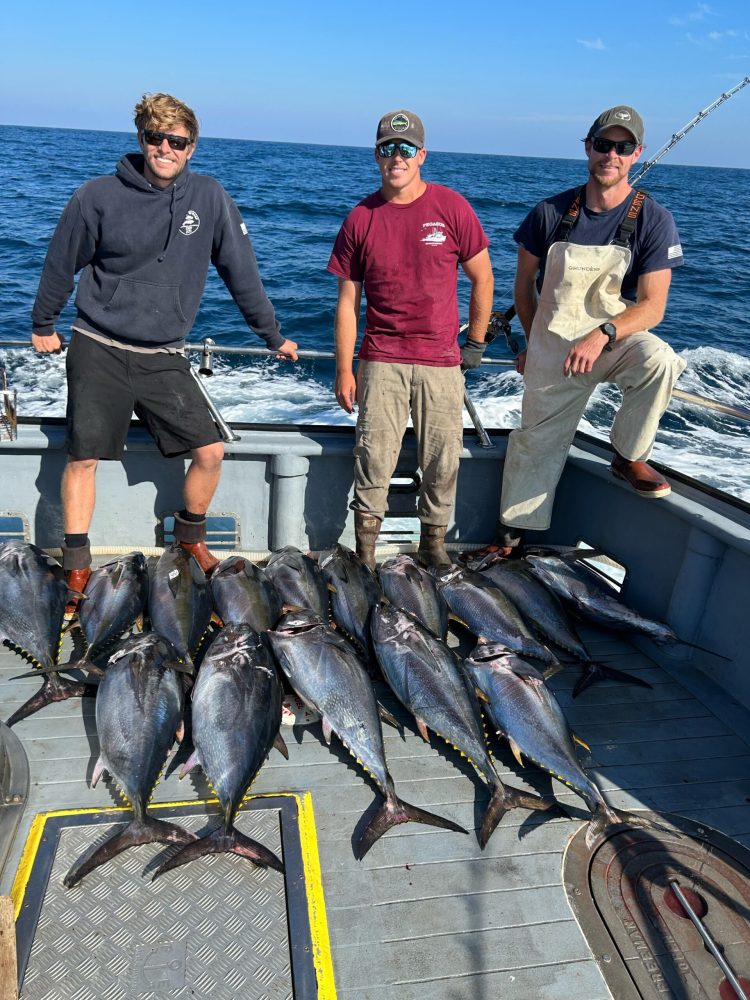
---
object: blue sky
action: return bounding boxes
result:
[2,1,748,167]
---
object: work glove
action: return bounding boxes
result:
[460,338,487,371]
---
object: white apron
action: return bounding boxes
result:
[500,240,686,531]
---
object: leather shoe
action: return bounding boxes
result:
[611,453,671,498]
[178,540,219,575]
[65,567,91,619]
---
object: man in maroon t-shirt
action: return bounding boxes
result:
[327,109,494,570]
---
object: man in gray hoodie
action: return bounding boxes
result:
[32,92,297,607]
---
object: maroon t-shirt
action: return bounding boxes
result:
[327,183,489,367]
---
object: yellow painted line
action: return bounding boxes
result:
[10,792,337,997]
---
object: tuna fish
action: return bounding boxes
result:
[378,554,448,639]
[267,610,467,857]
[149,544,212,667]
[265,546,330,619]
[319,544,382,662]
[463,643,664,847]
[74,552,149,670]
[371,606,555,847]
[64,633,195,887]
[153,623,285,877]
[1,540,96,726]
[435,566,560,670]
[210,556,282,631]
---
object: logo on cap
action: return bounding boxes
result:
[390,114,410,132]
[615,110,632,122]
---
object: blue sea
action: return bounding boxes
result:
[1,125,749,499]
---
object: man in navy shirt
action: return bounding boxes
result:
[475,105,685,558]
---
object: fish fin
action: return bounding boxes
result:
[10,660,103,680]
[64,815,197,888]
[509,739,524,768]
[91,757,106,787]
[6,674,98,727]
[473,686,490,704]
[179,751,201,779]
[543,662,564,680]
[175,720,185,744]
[377,703,402,733]
[586,803,671,849]
[321,716,334,745]
[573,661,653,698]
[152,825,284,880]
[416,719,430,743]
[273,732,290,759]
[355,791,467,859]
[327,583,338,594]
[573,733,591,752]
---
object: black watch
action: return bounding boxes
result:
[599,322,617,352]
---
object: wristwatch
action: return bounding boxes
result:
[599,321,617,352]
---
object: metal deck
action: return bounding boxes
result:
[2,622,750,1000]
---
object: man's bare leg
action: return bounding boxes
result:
[174,442,225,574]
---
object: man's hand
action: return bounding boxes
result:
[563,330,607,377]
[515,349,528,376]
[275,338,299,361]
[32,331,65,354]
[335,372,357,413]
[459,338,487,371]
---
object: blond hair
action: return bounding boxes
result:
[133,93,199,142]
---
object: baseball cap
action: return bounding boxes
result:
[376,110,425,149]
[587,106,644,145]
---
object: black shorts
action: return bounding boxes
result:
[65,334,223,459]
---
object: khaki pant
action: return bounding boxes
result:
[353,361,464,524]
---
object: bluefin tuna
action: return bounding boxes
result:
[64,632,195,886]
[149,544,212,667]
[463,643,665,846]
[371,606,554,847]
[210,556,282,631]
[265,546,330,619]
[1,541,95,726]
[319,544,381,662]
[267,610,467,857]
[154,623,285,877]
[378,554,448,639]
[75,552,149,669]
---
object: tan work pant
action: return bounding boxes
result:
[353,361,464,525]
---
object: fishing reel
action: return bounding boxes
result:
[487,309,525,357]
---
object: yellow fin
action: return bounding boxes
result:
[573,733,591,752]
[510,738,524,768]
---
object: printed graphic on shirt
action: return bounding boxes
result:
[179,210,200,236]
[667,244,683,260]
[421,221,447,245]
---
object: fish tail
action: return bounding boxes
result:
[152,825,284,879]
[6,674,98,727]
[586,802,670,848]
[573,661,653,698]
[356,792,467,860]
[64,815,196,888]
[479,779,555,847]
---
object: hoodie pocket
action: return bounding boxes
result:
[103,278,188,343]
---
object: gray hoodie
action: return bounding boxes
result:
[32,153,282,350]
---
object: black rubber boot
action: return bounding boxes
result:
[417,524,453,571]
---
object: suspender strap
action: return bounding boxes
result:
[611,189,649,247]
[551,186,585,244]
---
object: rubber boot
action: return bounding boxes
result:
[354,512,381,572]
[417,524,453,571]
[62,541,92,619]
[173,512,219,576]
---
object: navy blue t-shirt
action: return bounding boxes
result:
[513,187,684,301]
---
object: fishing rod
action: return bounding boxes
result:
[495,77,750,344]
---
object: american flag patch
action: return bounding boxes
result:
[667,244,682,260]
[240,222,248,235]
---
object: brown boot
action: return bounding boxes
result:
[354,511,381,571]
[62,541,92,619]
[611,451,671,498]
[417,524,453,571]
[173,513,219,575]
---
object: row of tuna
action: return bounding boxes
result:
[0,537,679,886]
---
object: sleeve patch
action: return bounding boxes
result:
[240,222,248,236]
[667,244,683,260]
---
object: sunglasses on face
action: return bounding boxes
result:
[142,129,192,152]
[592,137,638,156]
[376,141,419,159]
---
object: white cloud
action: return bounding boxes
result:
[577,37,606,50]
[670,3,715,27]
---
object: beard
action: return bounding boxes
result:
[589,163,625,188]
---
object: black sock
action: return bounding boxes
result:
[179,509,205,523]
[64,533,89,548]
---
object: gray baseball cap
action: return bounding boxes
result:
[587,105,644,145]
[375,110,425,149]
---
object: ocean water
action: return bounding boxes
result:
[1,125,749,499]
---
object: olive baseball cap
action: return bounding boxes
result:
[375,110,425,149]
[587,105,644,145]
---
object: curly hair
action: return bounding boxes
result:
[133,93,199,143]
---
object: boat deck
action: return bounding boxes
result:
[2,620,750,999]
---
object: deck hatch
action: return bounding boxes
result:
[563,812,750,999]
[0,513,29,544]
[11,794,336,999]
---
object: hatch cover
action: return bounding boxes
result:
[564,811,750,999]
[11,794,335,999]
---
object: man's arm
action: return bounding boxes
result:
[334,278,362,413]
[461,249,494,342]
[564,268,673,376]
[513,246,542,374]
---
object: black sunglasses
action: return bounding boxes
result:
[142,129,192,152]
[377,141,419,159]
[592,137,638,156]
